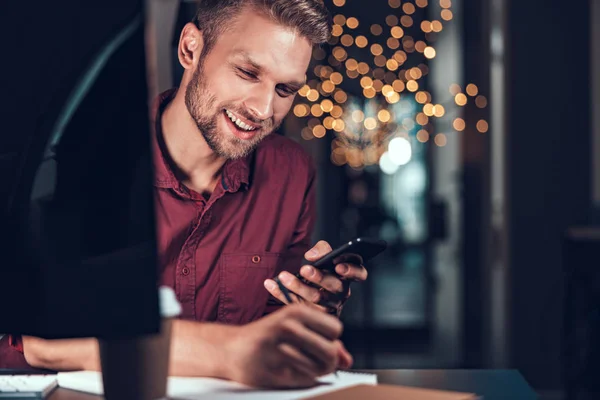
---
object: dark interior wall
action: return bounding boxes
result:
[505,0,591,390]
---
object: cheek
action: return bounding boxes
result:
[273,97,295,121]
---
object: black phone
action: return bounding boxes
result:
[308,237,387,273]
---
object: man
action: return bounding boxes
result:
[6,0,369,388]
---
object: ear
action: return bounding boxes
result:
[177,22,204,71]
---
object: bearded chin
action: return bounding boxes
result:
[184,65,275,160]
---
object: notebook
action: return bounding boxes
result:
[56,370,377,399]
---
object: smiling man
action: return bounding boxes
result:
[3,0,369,388]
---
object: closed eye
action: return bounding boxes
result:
[237,68,258,80]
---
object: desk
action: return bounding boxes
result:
[49,369,536,400]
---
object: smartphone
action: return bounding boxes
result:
[309,237,387,273]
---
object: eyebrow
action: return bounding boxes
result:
[233,50,306,90]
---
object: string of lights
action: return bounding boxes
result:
[292,0,489,170]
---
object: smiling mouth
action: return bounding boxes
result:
[224,109,259,132]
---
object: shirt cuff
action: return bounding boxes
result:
[8,335,24,353]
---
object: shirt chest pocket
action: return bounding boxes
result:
[218,252,282,324]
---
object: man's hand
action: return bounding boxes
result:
[223,304,352,388]
[264,240,368,315]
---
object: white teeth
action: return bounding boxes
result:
[225,110,257,131]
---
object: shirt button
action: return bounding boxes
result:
[181,267,190,276]
[251,255,261,264]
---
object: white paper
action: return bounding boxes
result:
[57,370,377,399]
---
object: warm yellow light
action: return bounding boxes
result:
[313,124,326,138]
[417,130,430,143]
[421,21,432,33]
[415,41,427,53]
[311,104,323,117]
[334,90,348,103]
[333,0,346,6]
[323,116,335,129]
[374,55,387,67]
[332,24,343,37]
[403,36,415,51]
[449,83,461,95]
[355,35,368,48]
[370,24,383,36]
[390,26,405,39]
[403,3,416,14]
[423,103,434,116]
[441,9,453,21]
[387,92,401,103]
[341,34,354,47]
[477,120,489,133]
[330,149,346,166]
[331,105,344,118]
[440,0,452,8]
[333,14,347,26]
[401,16,413,27]
[410,67,422,79]
[389,0,401,8]
[424,46,436,59]
[352,110,365,123]
[386,59,399,71]
[382,85,395,97]
[392,79,405,92]
[330,72,343,85]
[386,15,399,26]
[321,99,334,112]
[322,80,335,93]
[434,133,447,147]
[407,80,419,92]
[347,69,359,79]
[475,95,488,108]
[416,112,429,125]
[320,66,332,78]
[455,93,467,106]
[345,59,358,71]
[333,119,346,132]
[393,50,407,63]
[333,47,348,61]
[378,109,392,122]
[387,37,400,49]
[433,104,445,117]
[415,91,428,104]
[453,118,466,131]
[307,89,320,102]
[372,79,384,92]
[371,44,384,56]
[293,104,309,117]
[299,84,310,97]
[416,0,428,7]
[363,87,376,98]
[364,117,378,130]
[466,83,479,96]
[431,20,443,32]
[301,127,313,140]
[360,76,374,88]
[346,17,359,29]
[357,62,370,74]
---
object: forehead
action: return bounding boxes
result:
[211,11,313,81]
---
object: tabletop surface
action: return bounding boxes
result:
[48,369,537,400]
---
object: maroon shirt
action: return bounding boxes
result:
[0,89,316,367]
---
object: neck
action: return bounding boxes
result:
[160,90,226,195]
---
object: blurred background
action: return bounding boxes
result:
[145,0,600,399]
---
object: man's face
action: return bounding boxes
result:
[185,12,313,160]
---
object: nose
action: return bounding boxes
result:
[244,82,275,121]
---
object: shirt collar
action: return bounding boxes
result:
[151,89,251,193]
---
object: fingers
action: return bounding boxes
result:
[304,240,333,262]
[277,318,339,375]
[277,343,320,379]
[264,278,302,304]
[299,266,344,293]
[335,340,354,370]
[282,304,343,341]
[276,272,322,303]
[335,263,368,281]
